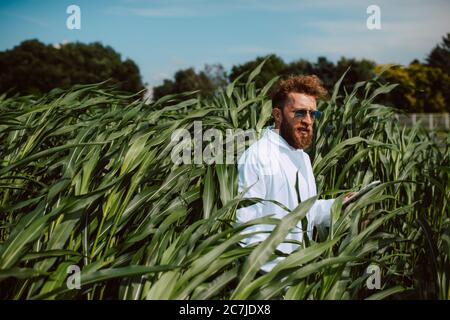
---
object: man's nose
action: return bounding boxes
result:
[301,112,313,125]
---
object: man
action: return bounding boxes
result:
[236,75,353,272]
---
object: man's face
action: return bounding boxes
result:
[273,92,316,150]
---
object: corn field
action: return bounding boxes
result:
[0,63,449,300]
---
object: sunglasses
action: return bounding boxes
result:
[294,109,322,119]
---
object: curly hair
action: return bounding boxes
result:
[271,75,327,109]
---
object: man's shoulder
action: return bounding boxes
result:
[303,150,311,161]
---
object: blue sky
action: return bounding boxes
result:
[1,0,449,88]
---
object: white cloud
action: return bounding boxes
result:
[109,0,449,82]
[281,1,450,64]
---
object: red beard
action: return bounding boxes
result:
[279,119,313,150]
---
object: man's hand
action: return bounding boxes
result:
[342,192,357,205]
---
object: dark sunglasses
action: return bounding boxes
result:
[294,109,322,119]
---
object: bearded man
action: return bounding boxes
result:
[236,75,353,272]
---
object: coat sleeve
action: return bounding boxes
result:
[236,152,274,246]
[305,198,335,240]
[303,152,334,237]
[309,199,334,227]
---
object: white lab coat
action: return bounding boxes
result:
[236,127,334,272]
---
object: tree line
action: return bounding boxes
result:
[0,39,144,96]
[153,33,450,113]
[1,34,449,112]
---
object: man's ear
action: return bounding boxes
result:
[272,107,282,127]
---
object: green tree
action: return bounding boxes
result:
[229,54,286,88]
[228,55,375,94]
[426,33,450,108]
[152,64,226,101]
[0,39,144,96]
[311,56,337,90]
[377,62,449,113]
[153,55,378,100]
[204,63,228,89]
[284,58,314,77]
[152,79,177,101]
[335,57,376,91]
[427,33,450,74]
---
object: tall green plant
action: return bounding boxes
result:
[0,62,448,300]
